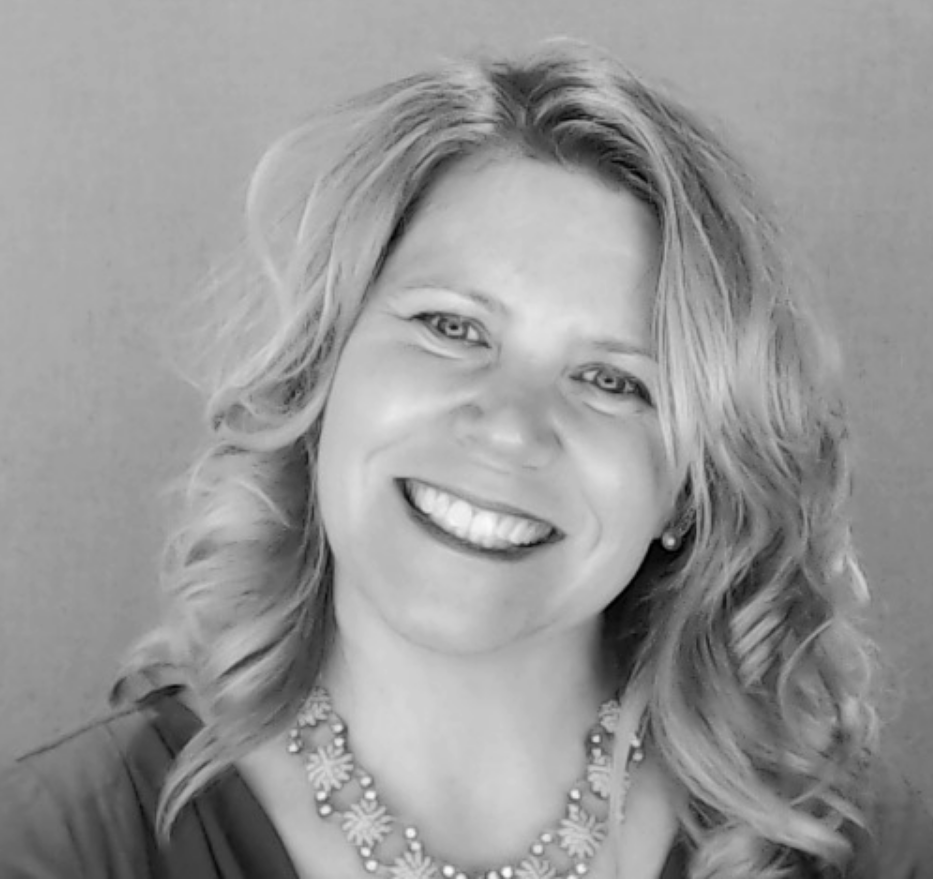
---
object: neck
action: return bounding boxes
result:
[324,581,614,752]
[316,582,619,863]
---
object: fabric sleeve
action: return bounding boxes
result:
[0,714,156,877]
[0,697,275,878]
[0,760,87,877]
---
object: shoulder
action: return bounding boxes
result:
[846,757,933,878]
[0,690,199,877]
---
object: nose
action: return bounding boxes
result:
[452,377,561,471]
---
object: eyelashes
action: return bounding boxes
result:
[412,311,654,406]
[417,312,483,345]
[577,366,653,404]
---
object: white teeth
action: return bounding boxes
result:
[405,481,553,550]
[509,520,538,545]
[420,484,439,515]
[446,500,472,531]
[431,490,449,518]
[467,511,498,546]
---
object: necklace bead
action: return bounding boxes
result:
[291,687,646,879]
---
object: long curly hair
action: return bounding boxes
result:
[115,39,878,876]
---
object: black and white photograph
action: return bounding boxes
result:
[0,1,931,877]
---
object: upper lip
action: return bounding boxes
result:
[402,478,562,535]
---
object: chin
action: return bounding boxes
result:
[378,595,547,657]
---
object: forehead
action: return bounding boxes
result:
[379,155,660,332]
[407,153,655,253]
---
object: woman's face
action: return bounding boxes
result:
[316,154,675,655]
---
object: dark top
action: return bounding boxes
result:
[0,690,930,878]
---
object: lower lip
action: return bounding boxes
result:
[396,480,556,563]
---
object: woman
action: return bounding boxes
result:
[1,40,929,877]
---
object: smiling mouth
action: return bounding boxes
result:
[398,478,560,558]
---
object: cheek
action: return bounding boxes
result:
[580,421,672,535]
[344,345,474,440]
[316,339,387,522]
[317,338,456,495]
[323,342,412,442]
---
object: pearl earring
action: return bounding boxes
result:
[661,529,681,551]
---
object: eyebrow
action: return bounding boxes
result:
[397,282,506,317]
[400,283,657,362]
[589,337,656,361]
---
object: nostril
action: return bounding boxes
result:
[453,399,560,470]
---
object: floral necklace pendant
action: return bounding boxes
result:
[286,687,645,879]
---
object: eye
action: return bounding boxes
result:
[415,312,485,345]
[579,366,653,404]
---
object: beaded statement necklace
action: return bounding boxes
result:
[286,687,647,879]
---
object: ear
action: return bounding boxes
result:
[656,476,694,542]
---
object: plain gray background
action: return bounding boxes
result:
[1,0,931,803]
